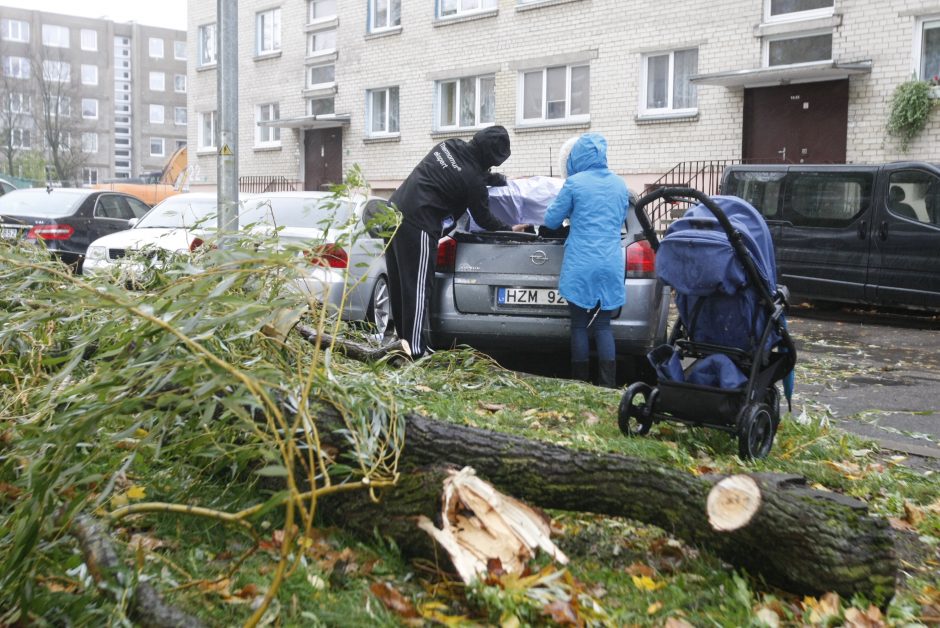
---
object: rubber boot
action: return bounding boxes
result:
[598,360,618,388]
[571,361,590,382]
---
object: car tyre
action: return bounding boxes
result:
[367,275,394,342]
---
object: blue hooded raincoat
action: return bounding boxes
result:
[544,134,629,311]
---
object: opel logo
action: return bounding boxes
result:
[530,250,548,265]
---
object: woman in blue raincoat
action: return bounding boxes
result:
[544,133,628,387]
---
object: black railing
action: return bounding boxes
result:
[239,176,301,194]
[643,160,745,233]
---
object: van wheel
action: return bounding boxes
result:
[367,276,393,341]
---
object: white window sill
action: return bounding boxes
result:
[303,84,338,97]
[513,119,590,132]
[363,134,401,144]
[196,148,217,156]
[516,0,584,12]
[197,63,217,72]
[305,16,339,31]
[254,50,282,62]
[635,110,699,124]
[365,26,403,40]
[430,128,481,139]
[433,9,498,27]
[253,144,282,152]
[305,51,338,64]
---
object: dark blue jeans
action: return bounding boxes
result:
[568,302,615,363]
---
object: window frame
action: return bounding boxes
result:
[2,19,30,43]
[149,104,165,124]
[41,24,70,48]
[10,128,30,149]
[8,92,30,114]
[149,71,166,92]
[81,132,98,154]
[308,0,337,23]
[198,23,217,67]
[149,37,164,58]
[80,29,97,51]
[83,168,99,185]
[174,106,187,126]
[366,86,400,137]
[81,97,98,119]
[42,59,70,83]
[256,7,282,55]
[369,0,402,33]
[434,74,496,131]
[2,56,30,80]
[437,0,497,20]
[174,40,187,60]
[198,111,217,150]
[308,97,335,116]
[307,63,336,89]
[516,64,590,126]
[762,28,833,67]
[638,48,699,118]
[913,14,940,82]
[307,29,337,56]
[763,0,834,24]
[150,137,165,157]
[174,73,187,93]
[81,64,98,86]
[255,102,281,147]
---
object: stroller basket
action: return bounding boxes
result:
[617,187,796,460]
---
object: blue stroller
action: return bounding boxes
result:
[617,188,796,459]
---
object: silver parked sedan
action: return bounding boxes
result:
[429,195,669,377]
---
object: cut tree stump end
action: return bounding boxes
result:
[707,475,762,532]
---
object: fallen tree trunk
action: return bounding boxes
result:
[294,324,407,363]
[314,405,895,603]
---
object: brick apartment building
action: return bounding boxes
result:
[187,0,940,196]
[0,7,187,184]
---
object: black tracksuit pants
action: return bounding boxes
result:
[385,221,435,358]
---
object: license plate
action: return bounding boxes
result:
[497,287,567,306]
[1,227,19,239]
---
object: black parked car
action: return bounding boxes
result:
[0,188,151,272]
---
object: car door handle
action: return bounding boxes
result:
[878,221,888,241]
[857,220,867,240]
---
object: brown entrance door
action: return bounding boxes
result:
[743,79,848,164]
[304,128,343,191]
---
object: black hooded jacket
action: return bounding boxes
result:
[388,126,512,235]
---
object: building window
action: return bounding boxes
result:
[198,23,217,67]
[640,48,698,116]
[307,64,335,88]
[80,29,97,51]
[2,19,30,43]
[83,168,98,185]
[150,104,165,124]
[51,96,70,117]
[519,64,589,124]
[81,64,98,86]
[41,24,70,48]
[765,31,832,66]
[308,0,337,22]
[149,71,165,91]
[916,17,940,82]
[439,0,497,19]
[198,111,217,150]
[308,29,336,55]
[82,98,98,119]
[369,0,401,32]
[10,128,30,149]
[174,74,187,93]
[42,60,70,83]
[175,106,187,125]
[176,139,187,150]
[149,37,164,58]
[255,103,281,146]
[765,0,834,22]
[174,40,186,60]
[436,75,495,130]
[81,132,98,153]
[367,87,399,136]
[2,56,30,80]
[308,97,335,116]
[150,138,165,156]
[256,8,281,55]
[8,93,30,114]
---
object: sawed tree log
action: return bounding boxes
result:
[314,405,896,603]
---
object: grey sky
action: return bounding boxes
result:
[0,0,188,30]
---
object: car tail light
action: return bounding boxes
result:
[307,243,348,269]
[626,239,655,278]
[26,224,74,241]
[437,236,456,272]
[189,237,205,252]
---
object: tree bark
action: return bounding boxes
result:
[314,405,896,603]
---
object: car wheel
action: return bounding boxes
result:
[367,276,393,341]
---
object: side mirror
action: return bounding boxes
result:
[128,218,139,228]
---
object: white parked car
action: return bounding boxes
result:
[84,191,394,338]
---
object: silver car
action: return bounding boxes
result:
[430,201,669,377]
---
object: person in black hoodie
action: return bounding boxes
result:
[386,125,526,358]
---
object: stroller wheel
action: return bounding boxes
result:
[737,402,775,460]
[765,385,781,432]
[618,382,655,436]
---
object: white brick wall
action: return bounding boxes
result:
[188,0,940,193]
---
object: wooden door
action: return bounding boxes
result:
[743,80,848,164]
[304,128,343,192]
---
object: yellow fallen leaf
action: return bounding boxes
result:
[647,601,663,615]
[126,485,146,500]
[632,575,665,591]
[134,428,149,439]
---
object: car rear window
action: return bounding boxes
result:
[135,196,218,229]
[0,190,87,217]
[241,196,355,229]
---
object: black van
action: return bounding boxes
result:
[721,162,940,310]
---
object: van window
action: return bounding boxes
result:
[887,170,940,226]
[785,173,872,228]
[724,171,784,218]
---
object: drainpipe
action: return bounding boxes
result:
[216,0,238,241]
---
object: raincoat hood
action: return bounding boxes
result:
[469,125,511,169]
[566,133,608,177]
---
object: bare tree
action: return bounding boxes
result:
[29,46,86,184]
[0,41,33,176]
